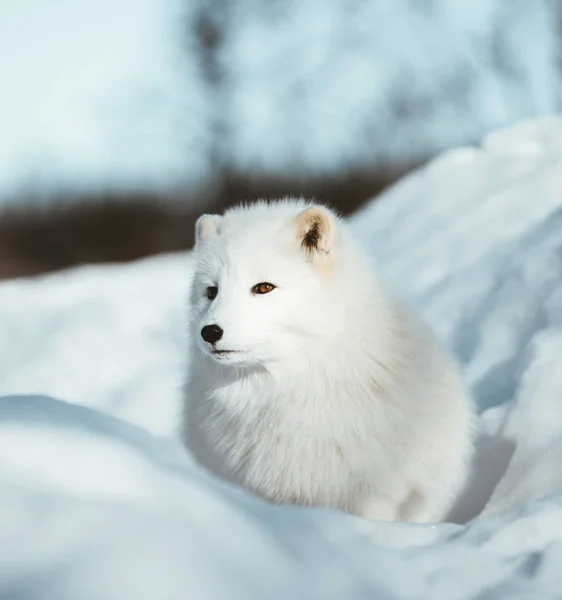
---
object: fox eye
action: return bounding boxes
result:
[206,286,218,300]
[252,282,276,295]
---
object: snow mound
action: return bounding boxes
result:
[0,252,191,436]
[2,116,562,596]
[0,390,561,600]
[355,116,562,412]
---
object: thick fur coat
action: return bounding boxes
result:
[183,198,475,522]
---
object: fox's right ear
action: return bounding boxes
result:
[195,214,222,244]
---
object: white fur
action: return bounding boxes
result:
[182,198,476,523]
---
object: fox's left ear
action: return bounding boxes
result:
[294,205,338,263]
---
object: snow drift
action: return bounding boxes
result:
[1,117,562,597]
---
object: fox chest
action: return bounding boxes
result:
[201,385,372,506]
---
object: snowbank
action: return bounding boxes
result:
[2,117,562,596]
[0,252,190,436]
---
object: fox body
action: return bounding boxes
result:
[182,198,474,522]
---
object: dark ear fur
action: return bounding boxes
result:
[294,205,338,259]
[302,214,323,251]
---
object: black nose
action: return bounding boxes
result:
[201,324,223,344]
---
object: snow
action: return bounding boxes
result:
[0,0,558,202]
[0,253,191,436]
[1,116,562,596]
[354,116,562,412]
[1,392,561,600]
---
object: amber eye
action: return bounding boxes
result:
[252,282,276,295]
[206,286,218,300]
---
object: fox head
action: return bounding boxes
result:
[189,199,352,367]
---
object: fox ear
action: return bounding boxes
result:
[294,205,338,261]
[195,214,222,243]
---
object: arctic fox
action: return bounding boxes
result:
[182,198,475,523]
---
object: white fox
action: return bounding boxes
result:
[183,198,475,522]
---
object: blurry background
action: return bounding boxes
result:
[0,0,560,278]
